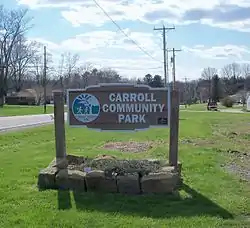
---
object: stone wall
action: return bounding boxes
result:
[38,155,182,195]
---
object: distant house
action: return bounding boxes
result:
[230,90,247,104]
[6,89,36,105]
[6,87,53,105]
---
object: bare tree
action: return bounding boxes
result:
[201,67,217,99]
[201,67,217,81]
[8,35,40,92]
[0,6,32,106]
[55,52,79,91]
[222,63,241,79]
[65,64,121,89]
[75,63,93,88]
[97,68,121,83]
[221,63,241,95]
[28,54,43,104]
[241,63,250,80]
[53,53,65,89]
[28,48,53,105]
[239,63,250,105]
[64,52,79,88]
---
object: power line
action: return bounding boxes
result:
[91,0,162,63]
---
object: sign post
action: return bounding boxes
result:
[67,84,170,131]
[53,91,67,168]
[169,89,179,168]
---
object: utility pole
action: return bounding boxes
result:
[166,50,169,86]
[59,54,64,93]
[154,25,175,87]
[168,48,181,89]
[0,58,6,107]
[43,46,47,114]
[182,77,189,108]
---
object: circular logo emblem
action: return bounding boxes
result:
[72,93,100,123]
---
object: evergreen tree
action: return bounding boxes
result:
[211,74,220,102]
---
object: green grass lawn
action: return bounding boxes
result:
[0,105,55,116]
[181,103,245,111]
[0,112,250,227]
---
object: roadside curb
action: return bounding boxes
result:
[0,121,53,133]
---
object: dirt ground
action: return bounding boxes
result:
[101,121,250,182]
[102,141,154,153]
[181,122,250,182]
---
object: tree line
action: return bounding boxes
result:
[138,63,250,105]
[1,5,250,107]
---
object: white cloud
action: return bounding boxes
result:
[28,30,250,80]
[17,0,250,32]
[14,1,250,82]
[31,30,162,56]
[29,30,165,78]
[183,44,250,59]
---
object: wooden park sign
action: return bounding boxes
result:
[52,83,179,169]
[37,83,180,194]
[67,83,170,131]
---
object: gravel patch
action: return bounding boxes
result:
[102,141,154,153]
[66,154,166,176]
[224,150,250,182]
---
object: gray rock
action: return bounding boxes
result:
[160,163,182,177]
[56,169,86,191]
[48,158,57,168]
[52,158,68,169]
[117,173,140,194]
[85,170,117,193]
[141,171,179,194]
[160,166,175,172]
[38,167,58,189]
[48,158,68,169]
[146,159,168,166]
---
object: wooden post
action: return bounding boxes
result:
[43,46,47,114]
[169,89,179,168]
[0,58,5,107]
[53,91,67,167]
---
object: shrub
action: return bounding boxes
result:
[221,96,234,108]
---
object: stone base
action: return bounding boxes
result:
[37,155,182,195]
[117,173,141,194]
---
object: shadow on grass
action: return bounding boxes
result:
[58,190,72,210]
[57,183,233,219]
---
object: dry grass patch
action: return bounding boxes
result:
[101,141,161,153]
[181,120,250,182]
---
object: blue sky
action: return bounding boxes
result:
[2,0,250,80]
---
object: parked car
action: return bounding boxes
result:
[207,101,218,111]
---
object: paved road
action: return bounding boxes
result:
[0,113,67,132]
